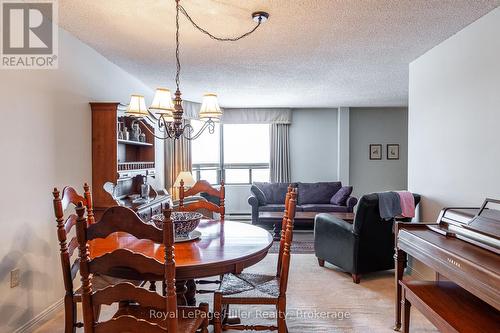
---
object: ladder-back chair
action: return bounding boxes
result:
[213,187,297,333]
[179,179,225,220]
[75,204,209,333]
[52,184,96,333]
[179,179,226,292]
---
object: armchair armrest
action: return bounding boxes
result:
[314,213,358,272]
[315,213,354,234]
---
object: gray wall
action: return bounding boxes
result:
[349,108,408,198]
[290,109,338,182]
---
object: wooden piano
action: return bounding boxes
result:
[395,198,500,332]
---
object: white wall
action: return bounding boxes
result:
[350,108,408,198]
[0,28,156,331]
[290,108,338,182]
[225,185,252,214]
[408,7,500,222]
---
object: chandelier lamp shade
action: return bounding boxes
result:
[126,95,150,118]
[199,93,223,121]
[149,88,175,122]
[123,0,269,140]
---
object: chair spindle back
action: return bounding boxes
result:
[52,184,94,300]
[278,188,297,296]
[179,179,225,219]
[75,204,177,333]
[277,185,294,277]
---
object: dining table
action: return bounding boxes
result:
[88,219,274,306]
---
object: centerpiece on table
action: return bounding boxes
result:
[152,211,203,242]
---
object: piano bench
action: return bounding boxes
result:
[400,280,500,333]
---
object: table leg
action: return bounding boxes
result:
[394,248,406,331]
[402,289,411,333]
[175,280,188,306]
[185,279,197,306]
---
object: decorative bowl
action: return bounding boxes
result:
[152,211,202,239]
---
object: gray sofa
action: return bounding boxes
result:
[248,182,358,225]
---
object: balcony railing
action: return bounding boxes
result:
[192,163,270,185]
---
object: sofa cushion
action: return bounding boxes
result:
[297,182,342,205]
[250,184,267,205]
[259,204,286,212]
[254,182,291,204]
[302,204,350,213]
[330,186,353,206]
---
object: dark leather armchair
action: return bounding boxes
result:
[314,193,421,283]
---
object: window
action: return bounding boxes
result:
[191,120,220,165]
[191,122,270,184]
[191,120,221,184]
[223,124,270,164]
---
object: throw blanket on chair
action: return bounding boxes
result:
[378,192,402,221]
[396,191,415,218]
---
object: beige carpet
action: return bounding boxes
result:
[34,254,437,332]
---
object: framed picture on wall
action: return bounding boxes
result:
[387,144,400,160]
[369,144,382,160]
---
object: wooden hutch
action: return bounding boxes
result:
[90,102,171,220]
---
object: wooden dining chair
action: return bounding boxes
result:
[179,179,225,220]
[75,204,209,333]
[277,185,294,277]
[52,184,97,333]
[213,187,297,333]
[179,179,226,292]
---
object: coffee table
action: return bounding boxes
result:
[259,211,355,240]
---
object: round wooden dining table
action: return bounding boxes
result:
[88,219,274,305]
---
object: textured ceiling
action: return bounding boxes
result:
[59,0,500,108]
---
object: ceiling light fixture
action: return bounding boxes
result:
[125,0,269,140]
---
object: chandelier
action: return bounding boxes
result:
[124,0,269,140]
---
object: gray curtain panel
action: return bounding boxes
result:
[164,121,192,198]
[270,123,291,183]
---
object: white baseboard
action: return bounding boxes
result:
[226,213,251,221]
[14,298,64,333]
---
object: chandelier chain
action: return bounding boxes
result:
[175,0,181,90]
[178,4,262,42]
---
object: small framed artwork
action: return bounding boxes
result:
[387,144,400,160]
[369,144,382,160]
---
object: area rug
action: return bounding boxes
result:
[269,240,315,254]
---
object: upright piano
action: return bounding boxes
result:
[395,198,500,330]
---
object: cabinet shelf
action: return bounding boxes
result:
[90,102,157,209]
[118,139,153,147]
